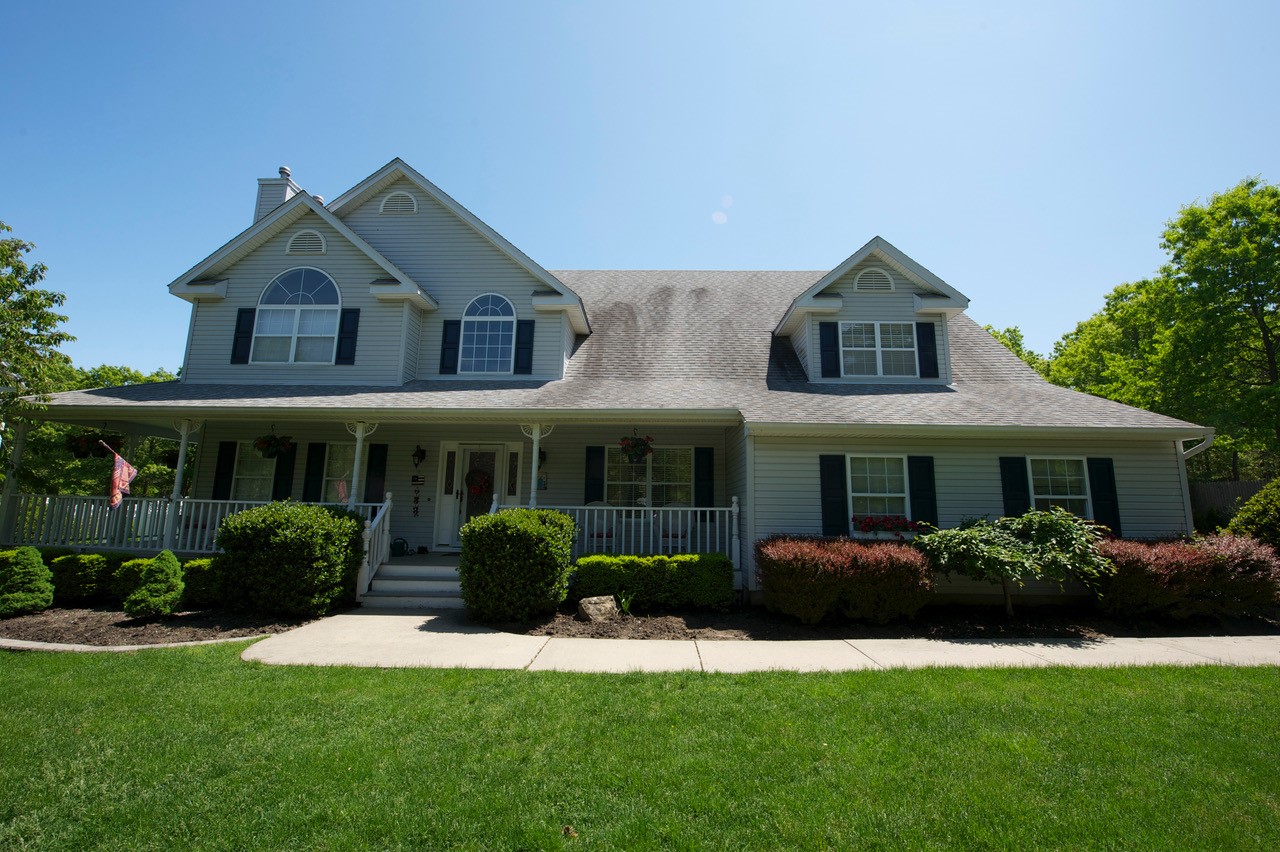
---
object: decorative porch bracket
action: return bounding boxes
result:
[520,423,555,508]
[345,421,379,510]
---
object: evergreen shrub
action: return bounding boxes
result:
[48,552,135,603]
[458,509,575,622]
[571,553,734,611]
[1226,479,1280,551]
[180,557,222,610]
[0,547,55,617]
[123,550,185,618]
[215,502,363,617]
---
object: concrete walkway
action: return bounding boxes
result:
[241,609,1280,672]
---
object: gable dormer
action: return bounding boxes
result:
[774,237,969,384]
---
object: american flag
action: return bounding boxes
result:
[107,447,138,510]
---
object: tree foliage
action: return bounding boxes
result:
[0,221,74,418]
[985,325,1049,377]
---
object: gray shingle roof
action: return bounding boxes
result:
[37,270,1203,434]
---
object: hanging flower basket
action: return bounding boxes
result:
[65,432,121,459]
[619,431,654,464]
[253,433,294,459]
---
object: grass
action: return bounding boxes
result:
[1,644,1278,850]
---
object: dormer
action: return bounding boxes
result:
[774,237,969,384]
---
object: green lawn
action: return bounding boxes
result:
[2,644,1278,850]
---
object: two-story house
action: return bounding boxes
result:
[0,159,1211,606]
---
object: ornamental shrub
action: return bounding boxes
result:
[112,558,152,602]
[1099,535,1280,619]
[123,550,185,618]
[570,554,734,611]
[215,502,364,617]
[838,543,933,624]
[180,557,222,610]
[458,509,576,622]
[0,547,55,617]
[48,551,135,603]
[1226,479,1280,551]
[756,537,850,624]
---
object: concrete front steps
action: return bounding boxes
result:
[360,555,464,610]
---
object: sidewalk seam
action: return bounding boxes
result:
[843,640,886,669]
[524,637,552,671]
[693,640,705,672]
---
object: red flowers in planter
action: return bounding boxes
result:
[854,515,923,535]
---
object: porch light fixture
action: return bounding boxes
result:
[411,445,427,468]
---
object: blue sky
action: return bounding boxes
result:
[5,0,1278,373]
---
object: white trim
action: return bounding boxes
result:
[379,190,418,215]
[1026,456,1092,518]
[286,229,326,255]
[846,452,911,521]
[250,267,342,365]
[459,293,517,375]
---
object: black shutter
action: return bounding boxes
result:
[302,443,327,502]
[819,322,840,378]
[363,444,388,504]
[694,447,714,508]
[439,320,461,374]
[999,456,1031,517]
[271,444,296,501]
[1087,457,1122,538]
[916,321,939,379]
[907,456,938,526]
[514,319,535,375]
[231,309,256,364]
[335,309,360,365]
[584,446,605,503]
[211,441,238,500]
[819,454,849,536]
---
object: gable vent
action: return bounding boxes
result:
[854,267,894,292]
[380,191,418,215]
[286,229,326,255]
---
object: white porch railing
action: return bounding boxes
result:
[356,493,393,601]
[539,497,740,568]
[9,494,382,554]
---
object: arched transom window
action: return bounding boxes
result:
[251,267,341,363]
[460,293,515,373]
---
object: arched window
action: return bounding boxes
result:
[251,268,341,363]
[460,293,516,373]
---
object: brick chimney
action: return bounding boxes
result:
[253,165,301,223]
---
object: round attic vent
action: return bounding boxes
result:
[380,191,418,214]
[854,267,894,292]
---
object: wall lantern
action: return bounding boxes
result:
[411,445,427,468]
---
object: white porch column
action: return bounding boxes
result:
[520,424,555,508]
[163,419,196,550]
[0,422,30,545]
[345,421,379,510]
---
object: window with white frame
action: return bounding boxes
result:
[251,268,341,364]
[460,293,516,373]
[605,446,693,507]
[840,322,917,377]
[323,444,356,503]
[848,455,908,518]
[232,442,275,501]
[1029,458,1090,515]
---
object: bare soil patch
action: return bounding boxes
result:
[502,603,1280,642]
[0,606,308,647]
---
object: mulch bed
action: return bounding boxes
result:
[3,603,1278,647]
[0,606,308,647]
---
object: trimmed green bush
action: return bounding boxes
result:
[458,509,576,622]
[180,557,222,610]
[757,537,931,624]
[215,502,364,617]
[123,550,185,618]
[1099,535,1280,619]
[112,558,151,603]
[1226,479,1280,551]
[48,552,135,603]
[571,553,734,611]
[0,547,55,617]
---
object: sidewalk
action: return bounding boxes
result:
[241,609,1280,672]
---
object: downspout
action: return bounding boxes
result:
[1179,433,1214,461]
[1177,432,1215,535]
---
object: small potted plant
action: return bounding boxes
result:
[619,431,654,464]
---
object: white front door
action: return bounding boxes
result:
[434,443,506,549]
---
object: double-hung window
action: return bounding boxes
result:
[848,455,909,518]
[605,447,693,507]
[323,444,356,503]
[251,268,341,364]
[231,442,275,501]
[1028,457,1090,516]
[840,322,917,377]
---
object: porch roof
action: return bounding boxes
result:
[29,270,1206,440]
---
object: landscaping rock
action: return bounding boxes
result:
[577,595,618,622]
